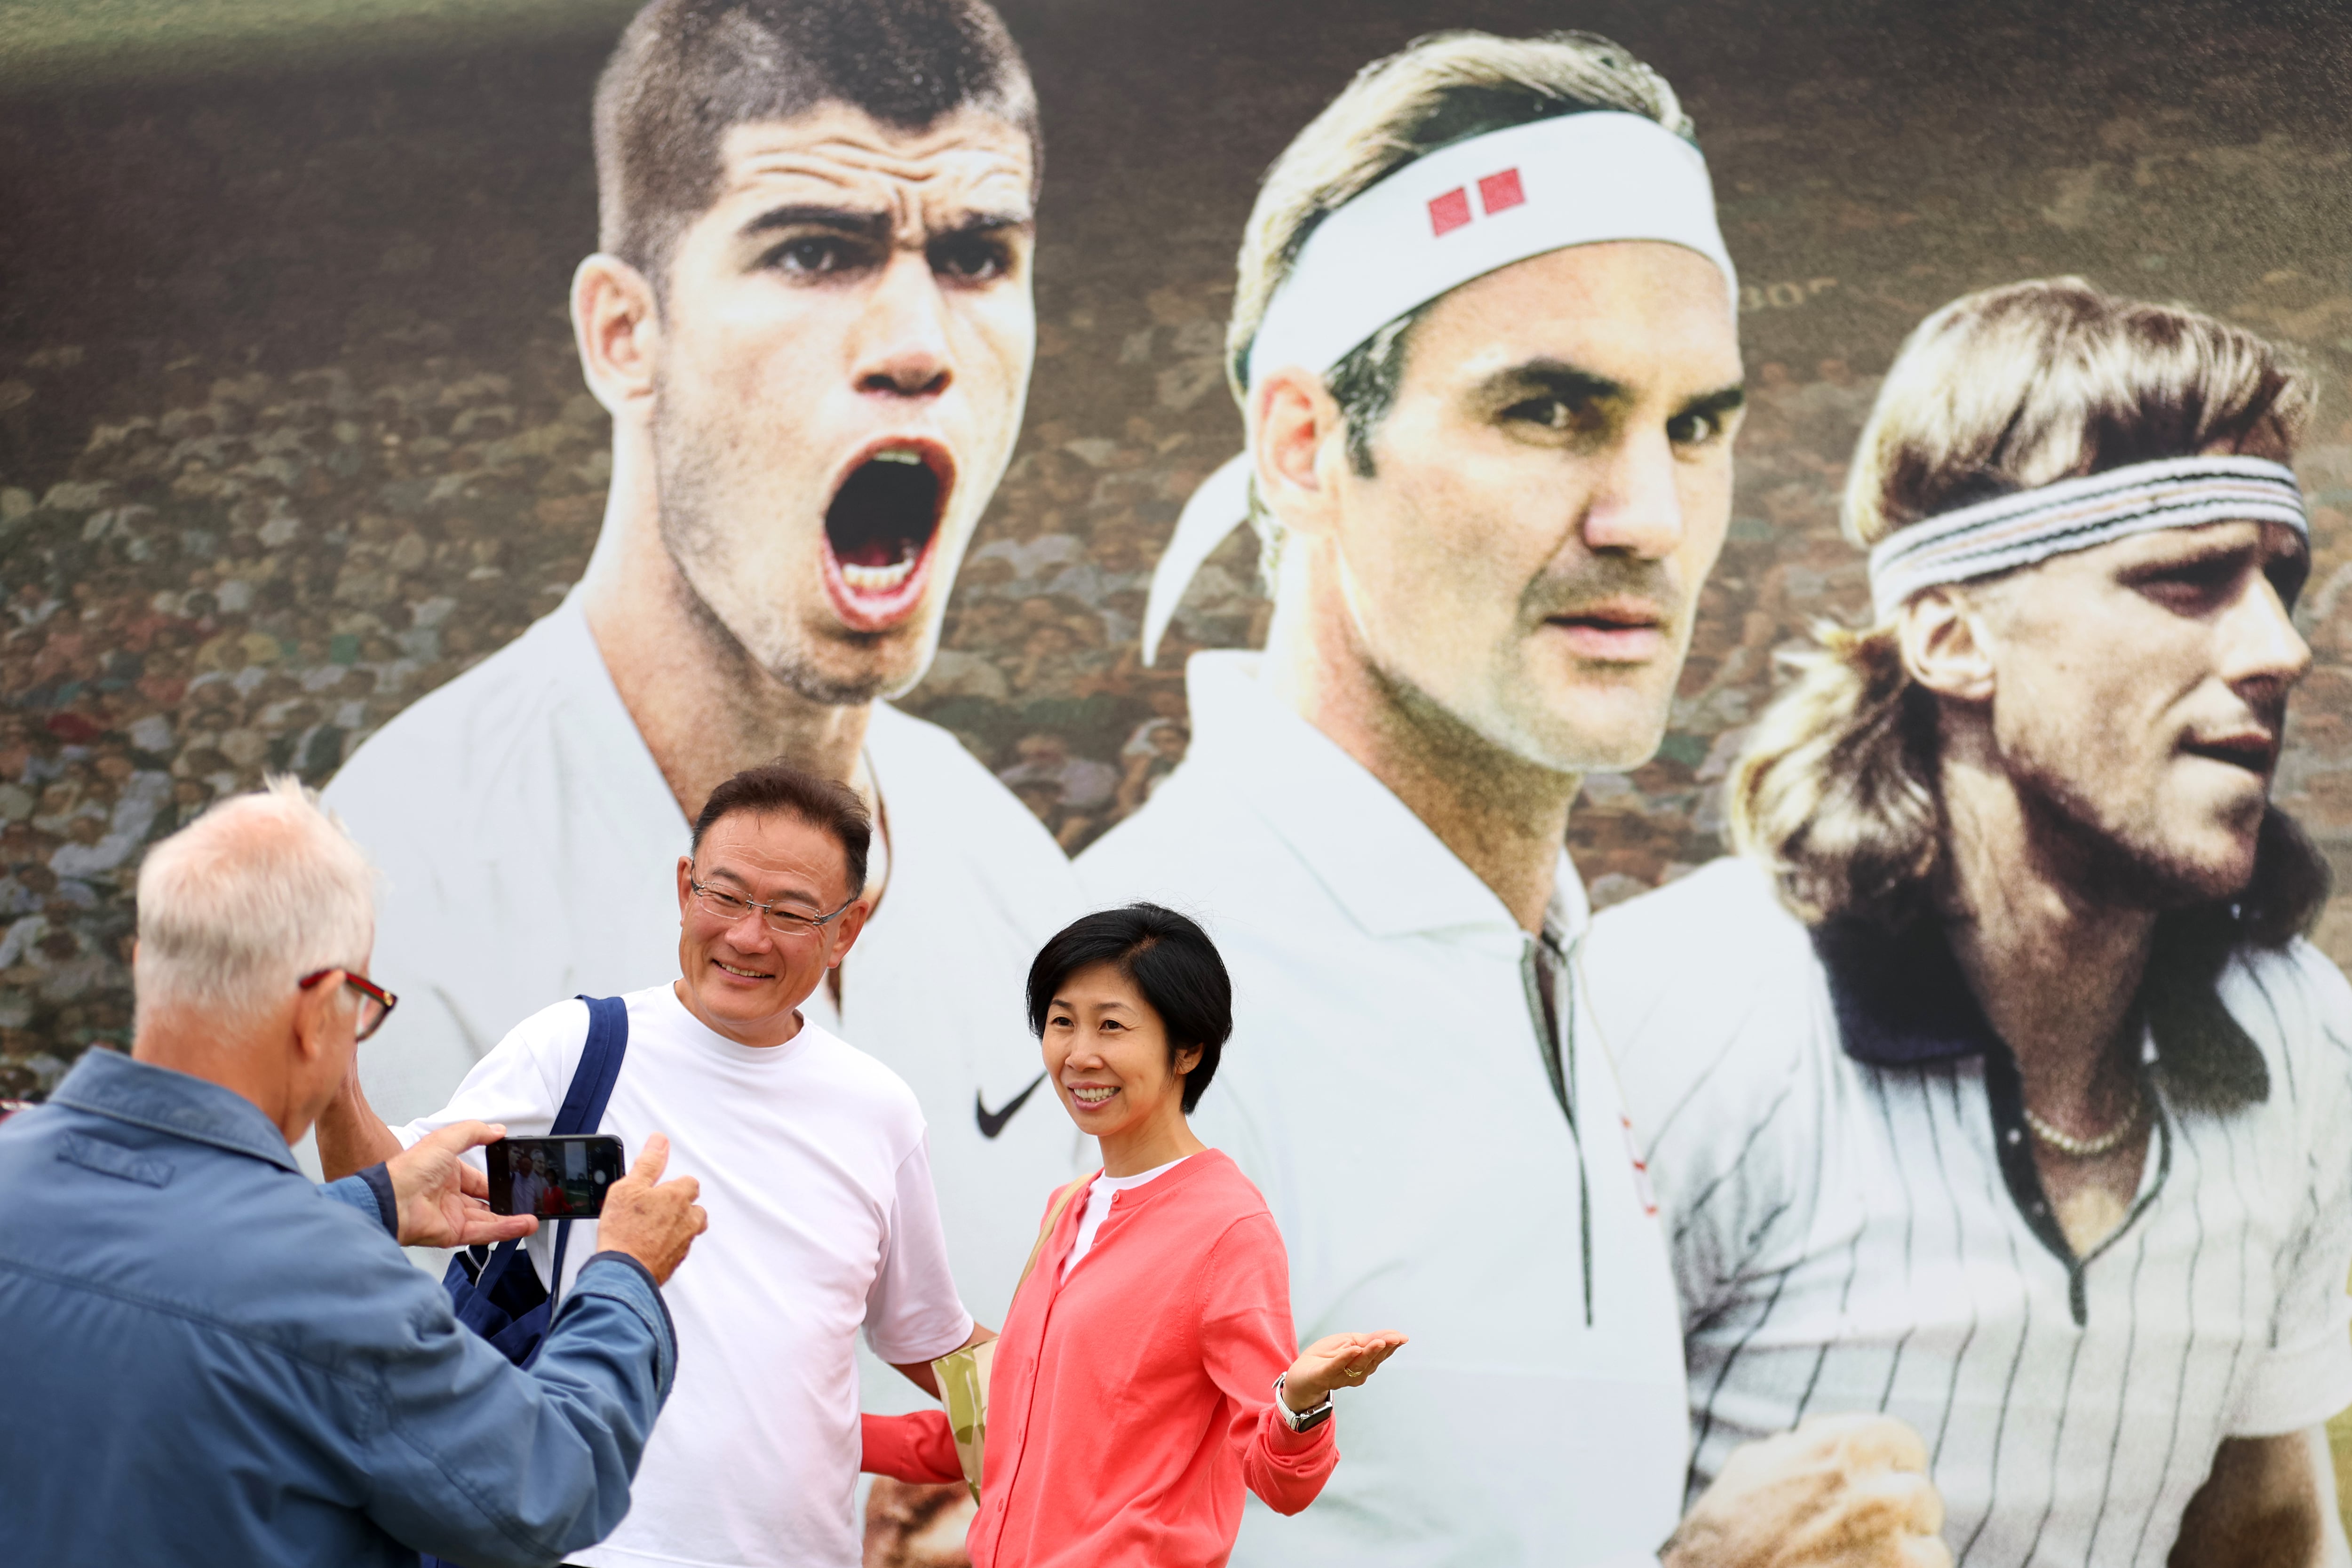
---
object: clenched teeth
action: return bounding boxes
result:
[716,961,771,979]
[1070,1086,1118,1105]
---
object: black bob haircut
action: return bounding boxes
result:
[1025,904,1232,1115]
[691,759,871,897]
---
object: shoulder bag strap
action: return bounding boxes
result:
[1011,1173,1092,1303]
[541,995,632,1327]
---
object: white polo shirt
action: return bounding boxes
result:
[323,595,1086,1344]
[1587,858,2352,1568]
[1079,652,1688,1568]
[396,985,971,1568]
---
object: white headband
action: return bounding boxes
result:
[1144,111,1737,665]
[1867,455,2309,621]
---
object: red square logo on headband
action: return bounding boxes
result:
[1478,167,1525,215]
[1427,187,1472,237]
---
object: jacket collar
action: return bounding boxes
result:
[1811,914,2269,1104]
[1181,652,1589,942]
[48,1048,302,1172]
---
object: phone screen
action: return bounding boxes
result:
[486,1135,626,1218]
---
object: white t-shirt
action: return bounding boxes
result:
[321,594,1088,1361]
[1062,1155,1190,1280]
[395,983,974,1568]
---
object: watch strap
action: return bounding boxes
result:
[1271,1371,1334,1433]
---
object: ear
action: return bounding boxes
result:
[1172,1043,1204,1077]
[1897,587,1998,703]
[675,856,698,923]
[1249,366,1352,546]
[826,897,874,969]
[572,253,663,419]
[290,969,347,1067]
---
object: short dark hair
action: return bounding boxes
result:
[593,0,1041,290]
[1025,904,1232,1115]
[691,760,872,896]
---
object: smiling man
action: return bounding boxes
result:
[320,0,1079,1363]
[1082,30,1947,1568]
[320,761,985,1568]
[1588,279,2352,1568]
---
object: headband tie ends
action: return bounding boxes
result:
[1866,455,2308,621]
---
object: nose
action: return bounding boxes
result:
[1578,424,1687,560]
[853,249,954,400]
[2223,568,2313,694]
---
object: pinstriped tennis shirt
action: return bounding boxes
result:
[1586,857,2352,1568]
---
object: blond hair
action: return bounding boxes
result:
[1730,277,2312,925]
[1225,30,1692,574]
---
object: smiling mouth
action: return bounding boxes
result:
[821,443,951,633]
[714,959,774,980]
[1067,1084,1119,1107]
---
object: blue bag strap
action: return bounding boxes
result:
[529,995,629,1356]
[552,995,628,1136]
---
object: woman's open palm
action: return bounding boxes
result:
[1282,1330,1408,1409]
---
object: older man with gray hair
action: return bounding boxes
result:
[0,778,709,1568]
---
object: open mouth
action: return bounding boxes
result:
[713,958,775,981]
[1066,1083,1120,1109]
[821,441,952,633]
[2182,732,2279,778]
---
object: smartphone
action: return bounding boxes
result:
[486,1134,626,1219]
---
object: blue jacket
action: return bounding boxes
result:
[0,1048,678,1568]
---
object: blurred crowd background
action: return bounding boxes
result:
[0,0,2346,1108]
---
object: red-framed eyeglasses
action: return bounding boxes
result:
[299,969,399,1041]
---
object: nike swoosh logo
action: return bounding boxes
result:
[976,1072,1049,1140]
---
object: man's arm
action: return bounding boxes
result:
[317,1065,405,1181]
[890,1322,995,1400]
[2169,1430,2336,1568]
[356,1136,708,1568]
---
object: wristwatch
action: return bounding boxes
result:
[1271,1372,1334,1433]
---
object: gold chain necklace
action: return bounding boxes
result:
[2023,1082,2145,1158]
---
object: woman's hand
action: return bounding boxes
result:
[1280,1330,1408,1410]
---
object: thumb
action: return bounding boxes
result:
[628,1132,670,1185]
[422,1120,508,1157]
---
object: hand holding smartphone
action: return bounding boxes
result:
[487,1134,627,1218]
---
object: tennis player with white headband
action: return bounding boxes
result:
[1589,276,2352,1568]
[1086,29,1948,1568]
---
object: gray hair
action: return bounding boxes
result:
[133,775,376,1031]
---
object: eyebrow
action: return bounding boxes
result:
[738,204,892,243]
[737,204,1034,245]
[1482,359,1629,406]
[1478,360,1748,423]
[1678,383,1748,422]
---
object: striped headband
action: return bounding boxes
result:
[1141,111,1736,666]
[1867,455,2309,621]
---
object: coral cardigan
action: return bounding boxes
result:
[863,1149,1337,1567]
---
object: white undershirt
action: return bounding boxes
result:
[1062,1155,1191,1279]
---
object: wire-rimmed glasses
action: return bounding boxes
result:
[688,875,858,940]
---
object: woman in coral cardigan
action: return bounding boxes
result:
[864,902,1406,1567]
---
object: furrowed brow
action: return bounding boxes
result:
[738,204,893,242]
